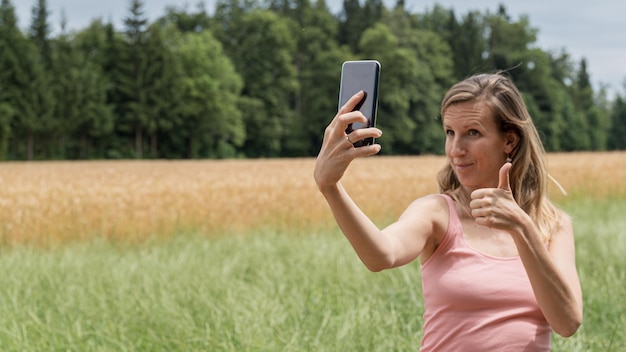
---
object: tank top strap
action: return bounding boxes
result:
[422,193,464,269]
[439,193,463,231]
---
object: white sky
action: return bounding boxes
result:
[12,0,626,98]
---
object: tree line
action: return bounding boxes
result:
[1,0,625,160]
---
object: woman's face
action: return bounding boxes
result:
[443,101,514,192]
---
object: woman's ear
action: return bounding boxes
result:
[503,130,520,155]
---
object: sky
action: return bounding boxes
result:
[12,0,626,98]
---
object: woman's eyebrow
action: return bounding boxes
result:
[444,120,484,129]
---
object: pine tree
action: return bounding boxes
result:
[28,0,56,157]
[337,0,382,53]
[118,0,150,158]
[0,0,18,159]
[160,2,211,33]
[608,89,626,150]
[0,0,49,159]
[574,59,611,150]
[29,0,52,67]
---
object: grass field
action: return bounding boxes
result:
[0,152,625,350]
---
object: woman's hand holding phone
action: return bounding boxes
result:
[338,60,380,147]
[314,91,382,192]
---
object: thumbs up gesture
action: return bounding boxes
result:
[497,162,512,191]
[470,162,521,230]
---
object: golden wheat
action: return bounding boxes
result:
[0,152,624,246]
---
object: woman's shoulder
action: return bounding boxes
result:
[552,207,574,238]
[403,193,451,216]
[403,194,451,263]
[542,199,573,243]
[399,193,451,238]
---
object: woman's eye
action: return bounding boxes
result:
[468,129,480,136]
[445,130,454,136]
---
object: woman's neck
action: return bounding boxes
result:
[450,187,472,218]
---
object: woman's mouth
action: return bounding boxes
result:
[454,162,474,171]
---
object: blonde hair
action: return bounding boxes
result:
[437,73,561,242]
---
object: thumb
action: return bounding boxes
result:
[498,162,512,191]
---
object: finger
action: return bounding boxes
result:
[474,216,493,228]
[338,90,365,115]
[333,111,368,134]
[350,143,382,158]
[470,189,487,200]
[346,127,383,144]
[471,208,487,219]
[498,162,512,191]
[339,110,368,126]
[469,198,484,211]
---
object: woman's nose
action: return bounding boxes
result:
[449,137,466,157]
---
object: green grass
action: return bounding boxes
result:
[554,197,626,351]
[0,198,624,351]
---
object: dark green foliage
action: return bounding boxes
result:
[0,0,52,159]
[173,29,244,158]
[338,0,383,53]
[609,90,626,150]
[51,26,114,159]
[0,0,622,159]
[160,2,211,33]
[218,9,298,157]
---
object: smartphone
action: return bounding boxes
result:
[338,60,381,147]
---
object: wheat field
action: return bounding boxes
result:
[0,152,625,246]
[0,153,625,350]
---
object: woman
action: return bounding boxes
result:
[313,73,582,350]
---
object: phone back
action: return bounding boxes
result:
[338,60,381,146]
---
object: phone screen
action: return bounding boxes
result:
[338,60,381,147]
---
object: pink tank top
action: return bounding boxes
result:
[420,194,551,351]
